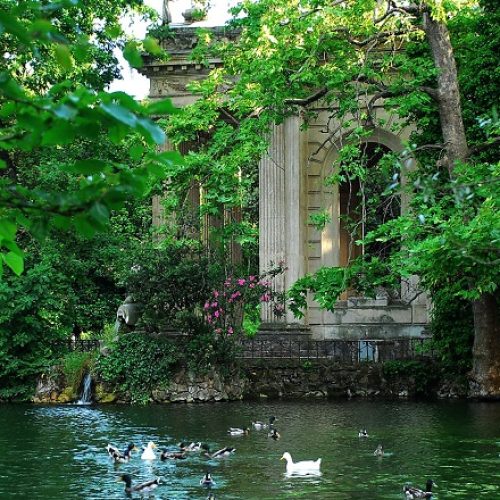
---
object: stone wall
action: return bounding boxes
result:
[32,359,467,403]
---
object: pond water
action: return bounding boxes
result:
[0,400,499,499]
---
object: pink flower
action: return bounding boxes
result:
[211,302,218,308]
[260,293,270,302]
[227,326,233,334]
[204,302,210,310]
[231,291,241,300]
[238,278,246,286]
[214,310,220,318]
[249,275,256,282]
[249,283,255,289]
[214,290,219,298]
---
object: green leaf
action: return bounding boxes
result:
[136,117,165,144]
[123,41,143,68]
[145,98,180,116]
[143,37,163,56]
[89,202,110,224]
[0,219,16,241]
[73,215,98,238]
[54,44,74,72]
[100,102,137,127]
[3,251,24,276]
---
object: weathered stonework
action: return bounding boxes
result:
[139,25,431,342]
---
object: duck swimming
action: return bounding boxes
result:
[358,429,369,438]
[373,444,384,457]
[281,452,321,474]
[200,472,216,487]
[201,444,236,459]
[404,479,437,499]
[118,474,161,495]
[106,443,137,463]
[228,427,250,436]
[160,449,186,461]
[252,416,277,430]
[179,441,202,452]
[268,429,281,440]
[141,441,157,460]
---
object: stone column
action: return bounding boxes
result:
[259,116,305,325]
[259,123,286,324]
[283,116,305,324]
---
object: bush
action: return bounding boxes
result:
[429,288,474,374]
[96,333,180,403]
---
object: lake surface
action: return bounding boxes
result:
[0,400,499,499]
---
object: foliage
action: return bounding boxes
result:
[428,288,474,374]
[0,0,181,276]
[96,333,179,404]
[61,350,95,392]
[123,242,222,332]
[204,263,286,336]
[0,256,70,399]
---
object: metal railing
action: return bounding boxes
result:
[236,338,433,363]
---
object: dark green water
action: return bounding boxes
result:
[0,400,499,499]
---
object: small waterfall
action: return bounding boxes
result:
[76,372,93,405]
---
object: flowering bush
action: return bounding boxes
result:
[204,263,286,337]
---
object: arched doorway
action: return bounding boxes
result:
[338,141,401,295]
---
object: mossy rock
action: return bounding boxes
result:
[57,386,75,403]
[94,383,117,403]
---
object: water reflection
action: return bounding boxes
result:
[0,401,498,499]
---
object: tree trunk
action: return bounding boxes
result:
[470,292,500,399]
[423,11,500,397]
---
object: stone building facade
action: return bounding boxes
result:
[140,25,430,340]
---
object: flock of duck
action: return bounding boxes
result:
[106,418,436,499]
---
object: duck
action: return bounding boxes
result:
[280,452,321,474]
[403,479,437,499]
[160,449,186,461]
[179,441,202,452]
[228,427,250,436]
[358,429,369,438]
[200,472,216,487]
[141,441,157,460]
[268,429,281,441]
[206,494,216,500]
[106,443,137,463]
[118,474,161,495]
[373,444,384,457]
[201,444,236,459]
[252,416,277,430]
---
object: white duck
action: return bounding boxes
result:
[281,452,321,474]
[141,441,157,460]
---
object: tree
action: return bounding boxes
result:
[0,0,181,276]
[163,1,499,396]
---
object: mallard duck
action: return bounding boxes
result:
[201,444,236,459]
[403,479,437,499]
[373,444,384,457]
[268,429,281,440]
[228,427,250,436]
[200,472,216,487]
[179,441,202,452]
[281,452,321,474]
[141,441,157,460]
[252,416,277,429]
[106,443,137,463]
[358,429,369,438]
[118,474,161,494]
[160,449,186,461]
